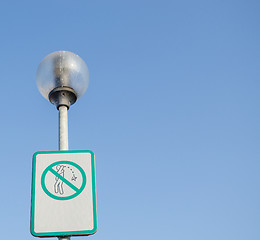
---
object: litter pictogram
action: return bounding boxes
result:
[41,161,87,200]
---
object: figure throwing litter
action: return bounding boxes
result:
[54,165,65,195]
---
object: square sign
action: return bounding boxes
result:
[31,150,97,237]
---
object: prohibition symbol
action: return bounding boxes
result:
[41,161,87,200]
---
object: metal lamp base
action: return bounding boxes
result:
[49,87,77,109]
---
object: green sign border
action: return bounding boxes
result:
[30,150,97,237]
[41,160,87,201]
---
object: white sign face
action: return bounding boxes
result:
[30,150,97,237]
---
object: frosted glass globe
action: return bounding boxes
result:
[36,51,89,100]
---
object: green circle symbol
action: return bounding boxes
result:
[41,161,87,200]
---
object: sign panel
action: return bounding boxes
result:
[31,150,97,237]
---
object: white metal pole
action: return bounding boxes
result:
[58,105,70,240]
[59,237,70,240]
[59,105,69,151]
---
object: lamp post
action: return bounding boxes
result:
[36,51,90,240]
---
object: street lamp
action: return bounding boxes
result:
[36,50,89,151]
[36,51,89,240]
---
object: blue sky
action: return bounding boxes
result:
[0,1,259,239]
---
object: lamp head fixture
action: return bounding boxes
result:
[36,51,89,109]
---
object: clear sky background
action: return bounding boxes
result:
[0,0,259,239]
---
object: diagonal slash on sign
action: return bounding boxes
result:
[41,161,87,201]
[49,168,80,193]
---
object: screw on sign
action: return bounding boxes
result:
[41,161,87,201]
